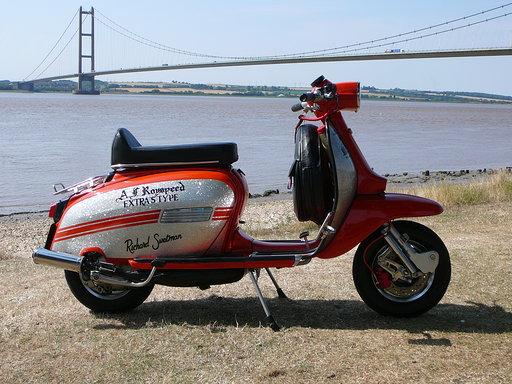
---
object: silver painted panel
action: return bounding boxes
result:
[52,179,234,259]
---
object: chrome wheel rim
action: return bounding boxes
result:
[373,240,435,303]
[80,275,132,300]
[79,254,131,300]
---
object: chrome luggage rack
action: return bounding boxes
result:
[53,175,108,196]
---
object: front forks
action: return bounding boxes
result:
[381,223,439,277]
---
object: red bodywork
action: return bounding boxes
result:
[317,193,442,259]
[49,78,443,271]
[229,78,443,262]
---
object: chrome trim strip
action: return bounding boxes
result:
[160,207,213,223]
[111,161,220,169]
[325,120,357,232]
[310,121,356,256]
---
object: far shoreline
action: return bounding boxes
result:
[3,80,512,104]
[3,89,512,105]
[249,167,511,201]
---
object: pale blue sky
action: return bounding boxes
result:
[2,0,512,95]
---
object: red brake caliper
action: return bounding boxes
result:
[363,233,393,290]
[374,267,392,289]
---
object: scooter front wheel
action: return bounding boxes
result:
[64,271,154,313]
[352,220,451,317]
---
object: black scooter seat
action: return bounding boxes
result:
[111,128,238,168]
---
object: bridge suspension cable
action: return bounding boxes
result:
[314,11,512,57]
[94,2,512,62]
[23,2,512,83]
[265,2,512,58]
[24,9,80,80]
[33,19,86,80]
[94,8,234,59]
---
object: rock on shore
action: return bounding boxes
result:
[384,168,507,188]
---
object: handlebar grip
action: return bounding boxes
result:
[291,103,304,112]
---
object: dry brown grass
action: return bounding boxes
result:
[0,199,511,383]
[392,169,512,208]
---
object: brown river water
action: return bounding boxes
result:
[1,92,510,214]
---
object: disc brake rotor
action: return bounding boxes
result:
[374,241,435,302]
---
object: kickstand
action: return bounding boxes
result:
[265,268,288,299]
[248,270,281,331]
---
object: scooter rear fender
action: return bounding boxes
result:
[317,193,443,259]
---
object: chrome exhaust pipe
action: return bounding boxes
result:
[32,248,83,272]
[32,248,155,288]
[32,248,156,288]
[90,267,156,288]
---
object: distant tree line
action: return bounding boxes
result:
[2,80,510,103]
[361,86,512,103]
[107,81,304,97]
[0,80,13,90]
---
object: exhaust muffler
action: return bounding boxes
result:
[32,248,156,288]
[32,248,83,272]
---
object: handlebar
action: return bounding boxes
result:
[291,77,360,113]
[294,83,337,110]
[291,102,306,112]
[291,89,329,112]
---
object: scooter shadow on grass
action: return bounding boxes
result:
[93,296,512,340]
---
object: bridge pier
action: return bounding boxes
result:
[73,7,100,95]
[73,74,100,95]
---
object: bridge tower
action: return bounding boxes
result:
[74,6,100,95]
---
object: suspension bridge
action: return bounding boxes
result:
[16,4,512,94]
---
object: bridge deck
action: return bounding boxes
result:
[23,48,512,84]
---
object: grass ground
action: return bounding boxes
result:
[0,177,511,383]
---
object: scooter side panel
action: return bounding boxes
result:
[51,175,236,260]
[325,122,357,231]
[316,193,443,259]
[328,112,387,195]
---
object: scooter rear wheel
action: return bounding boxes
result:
[64,270,154,313]
[352,220,451,317]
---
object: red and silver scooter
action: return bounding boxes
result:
[33,75,451,330]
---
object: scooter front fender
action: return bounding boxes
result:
[317,193,443,259]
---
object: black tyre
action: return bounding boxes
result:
[353,220,451,317]
[64,270,154,313]
[291,124,333,225]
